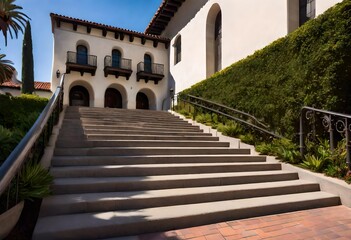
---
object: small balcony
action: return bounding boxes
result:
[137,62,164,84]
[66,51,97,76]
[104,56,133,80]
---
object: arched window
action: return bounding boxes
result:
[77,45,88,65]
[174,35,181,64]
[299,0,315,26]
[214,11,222,72]
[144,54,152,73]
[112,49,121,68]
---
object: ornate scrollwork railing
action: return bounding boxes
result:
[300,106,351,171]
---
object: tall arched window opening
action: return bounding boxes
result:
[299,0,315,26]
[112,49,121,68]
[77,45,88,65]
[144,54,152,73]
[214,11,222,73]
[174,35,181,65]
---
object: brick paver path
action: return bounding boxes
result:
[136,206,351,240]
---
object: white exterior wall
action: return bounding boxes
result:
[165,0,289,93]
[316,0,342,16]
[51,22,169,110]
[164,0,342,93]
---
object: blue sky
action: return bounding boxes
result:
[1,0,163,82]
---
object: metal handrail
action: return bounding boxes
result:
[186,95,269,129]
[0,74,65,195]
[300,106,351,171]
[177,94,281,139]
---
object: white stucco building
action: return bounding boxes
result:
[50,0,341,110]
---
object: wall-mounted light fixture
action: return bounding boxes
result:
[56,69,61,78]
[169,88,174,96]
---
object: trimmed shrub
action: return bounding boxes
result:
[182,1,351,138]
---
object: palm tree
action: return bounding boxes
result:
[0,0,30,45]
[0,54,15,83]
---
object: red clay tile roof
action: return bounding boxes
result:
[34,82,51,91]
[0,80,51,92]
[145,0,185,35]
[50,13,170,43]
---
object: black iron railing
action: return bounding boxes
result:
[0,74,65,210]
[137,62,164,75]
[104,56,131,70]
[66,51,97,66]
[300,106,351,171]
[176,94,281,139]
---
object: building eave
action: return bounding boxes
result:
[145,0,186,35]
[50,13,170,46]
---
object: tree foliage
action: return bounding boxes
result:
[0,0,29,45]
[182,1,351,138]
[0,53,14,82]
[21,20,34,94]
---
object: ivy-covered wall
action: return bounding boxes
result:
[182,0,351,137]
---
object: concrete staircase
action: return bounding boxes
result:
[33,107,340,240]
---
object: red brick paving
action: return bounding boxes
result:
[136,206,351,239]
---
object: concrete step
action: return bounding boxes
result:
[54,147,251,156]
[39,180,320,217]
[83,129,212,136]
[55,140,230,148]
[85,134,219,141]
[50,162,282,178]
[33,192,340,240]
[81,124,202,132]
[51,170,298,194]
[78,118,191,126]
[51,155,267,167]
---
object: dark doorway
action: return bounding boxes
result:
[77,45,88,65]
[112,49,121,68]
[69,86,89,106]
[215,11,222,72]
[144,54,152,73]
[105,88,122,108]
[136,92,149,110]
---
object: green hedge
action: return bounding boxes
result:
[0,94,48,131]
[182,0,351,138]
[0,94,48,163]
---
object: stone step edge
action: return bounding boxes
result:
[39,180,320,217]
[33,192,340,240]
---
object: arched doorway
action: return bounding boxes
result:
[105,88,122,108]
[136,92,149,110]
[69,86,89,106]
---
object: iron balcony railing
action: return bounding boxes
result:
[300,106,351,172]
[137,62,164,75]
[66,51,97,66]
[104,56,132,70]
[176,94,281,140]
[0,74,65,209]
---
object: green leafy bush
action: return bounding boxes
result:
[300,154,329,173]
[182,1,351,138]
[217,121,243,137]
[18,163,53,201]
[0,126,23,164]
